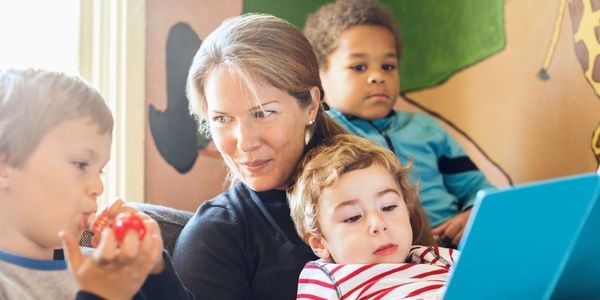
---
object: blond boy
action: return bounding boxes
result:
[0,69,191,299]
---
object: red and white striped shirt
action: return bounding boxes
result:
[297,245,459,300]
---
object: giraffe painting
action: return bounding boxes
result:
[540,0,600,169]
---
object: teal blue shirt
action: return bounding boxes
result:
[327,109,493,227]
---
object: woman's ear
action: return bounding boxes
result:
[307,86,321,122]
[308,234,331,260]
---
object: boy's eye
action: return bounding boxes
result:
[382,205,398,212]
[74,162,88,171]
[350,64,367,72]
[343,215,361,223]
[254,110,274,119]
[382,64,397,71]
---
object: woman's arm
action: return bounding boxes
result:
[173,204,252,300]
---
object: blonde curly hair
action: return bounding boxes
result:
[288,134,435,246]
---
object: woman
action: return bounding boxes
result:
[172,13,346,300]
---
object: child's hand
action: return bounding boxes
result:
[431,209,472,248]
[89,200,166,274]
[59,227,162,300]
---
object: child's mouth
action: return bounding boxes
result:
[373,243,398,256]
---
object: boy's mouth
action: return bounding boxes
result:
[373,243,398,256]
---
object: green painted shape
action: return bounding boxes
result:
[243,0,505,93]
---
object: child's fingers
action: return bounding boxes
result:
[117,230,141,261]
[92,228,118,265]
[147,234,165,274]
[431,221,449,236]
[452,229,464,247]
[59,230,84,271]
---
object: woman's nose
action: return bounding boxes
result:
[236,122,260,152]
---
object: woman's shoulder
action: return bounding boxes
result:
[187,183,253,227]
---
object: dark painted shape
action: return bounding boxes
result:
[569,0,584,34]
[575,40,589,72]
[149,22,206,174]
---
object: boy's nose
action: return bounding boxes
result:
[86,174,104,199]
[368,75,386,84]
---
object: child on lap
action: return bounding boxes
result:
[289,134,458,299]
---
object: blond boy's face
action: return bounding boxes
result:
[320,25,399,120]
[0,118,111,258]
[309,164,413,264]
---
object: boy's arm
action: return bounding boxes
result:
[431,120,493,246]
[297,262,339,300]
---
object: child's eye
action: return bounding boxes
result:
[350,64,367,72]
[343,215,361,223]
[74,162,88,171]
[382,64,396,71]
[254,110,275,119]
[382,205,398,212]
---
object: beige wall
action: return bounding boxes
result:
[144,0,600,211]
[144,0,241,211]
[403,0,600,184]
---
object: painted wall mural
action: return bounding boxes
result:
[145,0,600,211]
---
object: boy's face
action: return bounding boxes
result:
[320,25,399,120]
[0,118,111,258]
[309,163,413,264]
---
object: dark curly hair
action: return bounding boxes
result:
[304,0,402,69]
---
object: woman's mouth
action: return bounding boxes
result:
[373,243,398,256]
[239,159,271,173]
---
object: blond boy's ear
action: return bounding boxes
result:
[0,152,11,189]
[308,234,331,260]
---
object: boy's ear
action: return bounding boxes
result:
[0,152,11,189]
[308,234,331,260]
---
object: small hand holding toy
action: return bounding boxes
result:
[59,200,165,299]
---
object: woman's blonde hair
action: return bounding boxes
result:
[0,69,113,167]
[187,13,345,185]
[289,134,435,246]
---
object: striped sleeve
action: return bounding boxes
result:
[297,262,339,300]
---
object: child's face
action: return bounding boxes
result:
[309,164,413,264]
[320,25,399,121]
[0,118,111,258]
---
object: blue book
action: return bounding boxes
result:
[443,172,600,299]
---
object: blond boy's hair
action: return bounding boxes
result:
[289,134,435,246]
[304,0,402,69]
[0,69,113,166]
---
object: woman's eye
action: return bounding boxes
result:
[343,215,361,223]
[382,205,398,212]
[382,64,397,71]
[350,64,367,72]
[254,110,274,119]
[212,116,230,124]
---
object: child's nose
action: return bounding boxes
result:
[86,174,104,199]
[368,72,386,84]
[369,216,388,235]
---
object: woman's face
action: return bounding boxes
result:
[204,69,319,191]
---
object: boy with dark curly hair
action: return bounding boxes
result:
[304,0,493,248]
